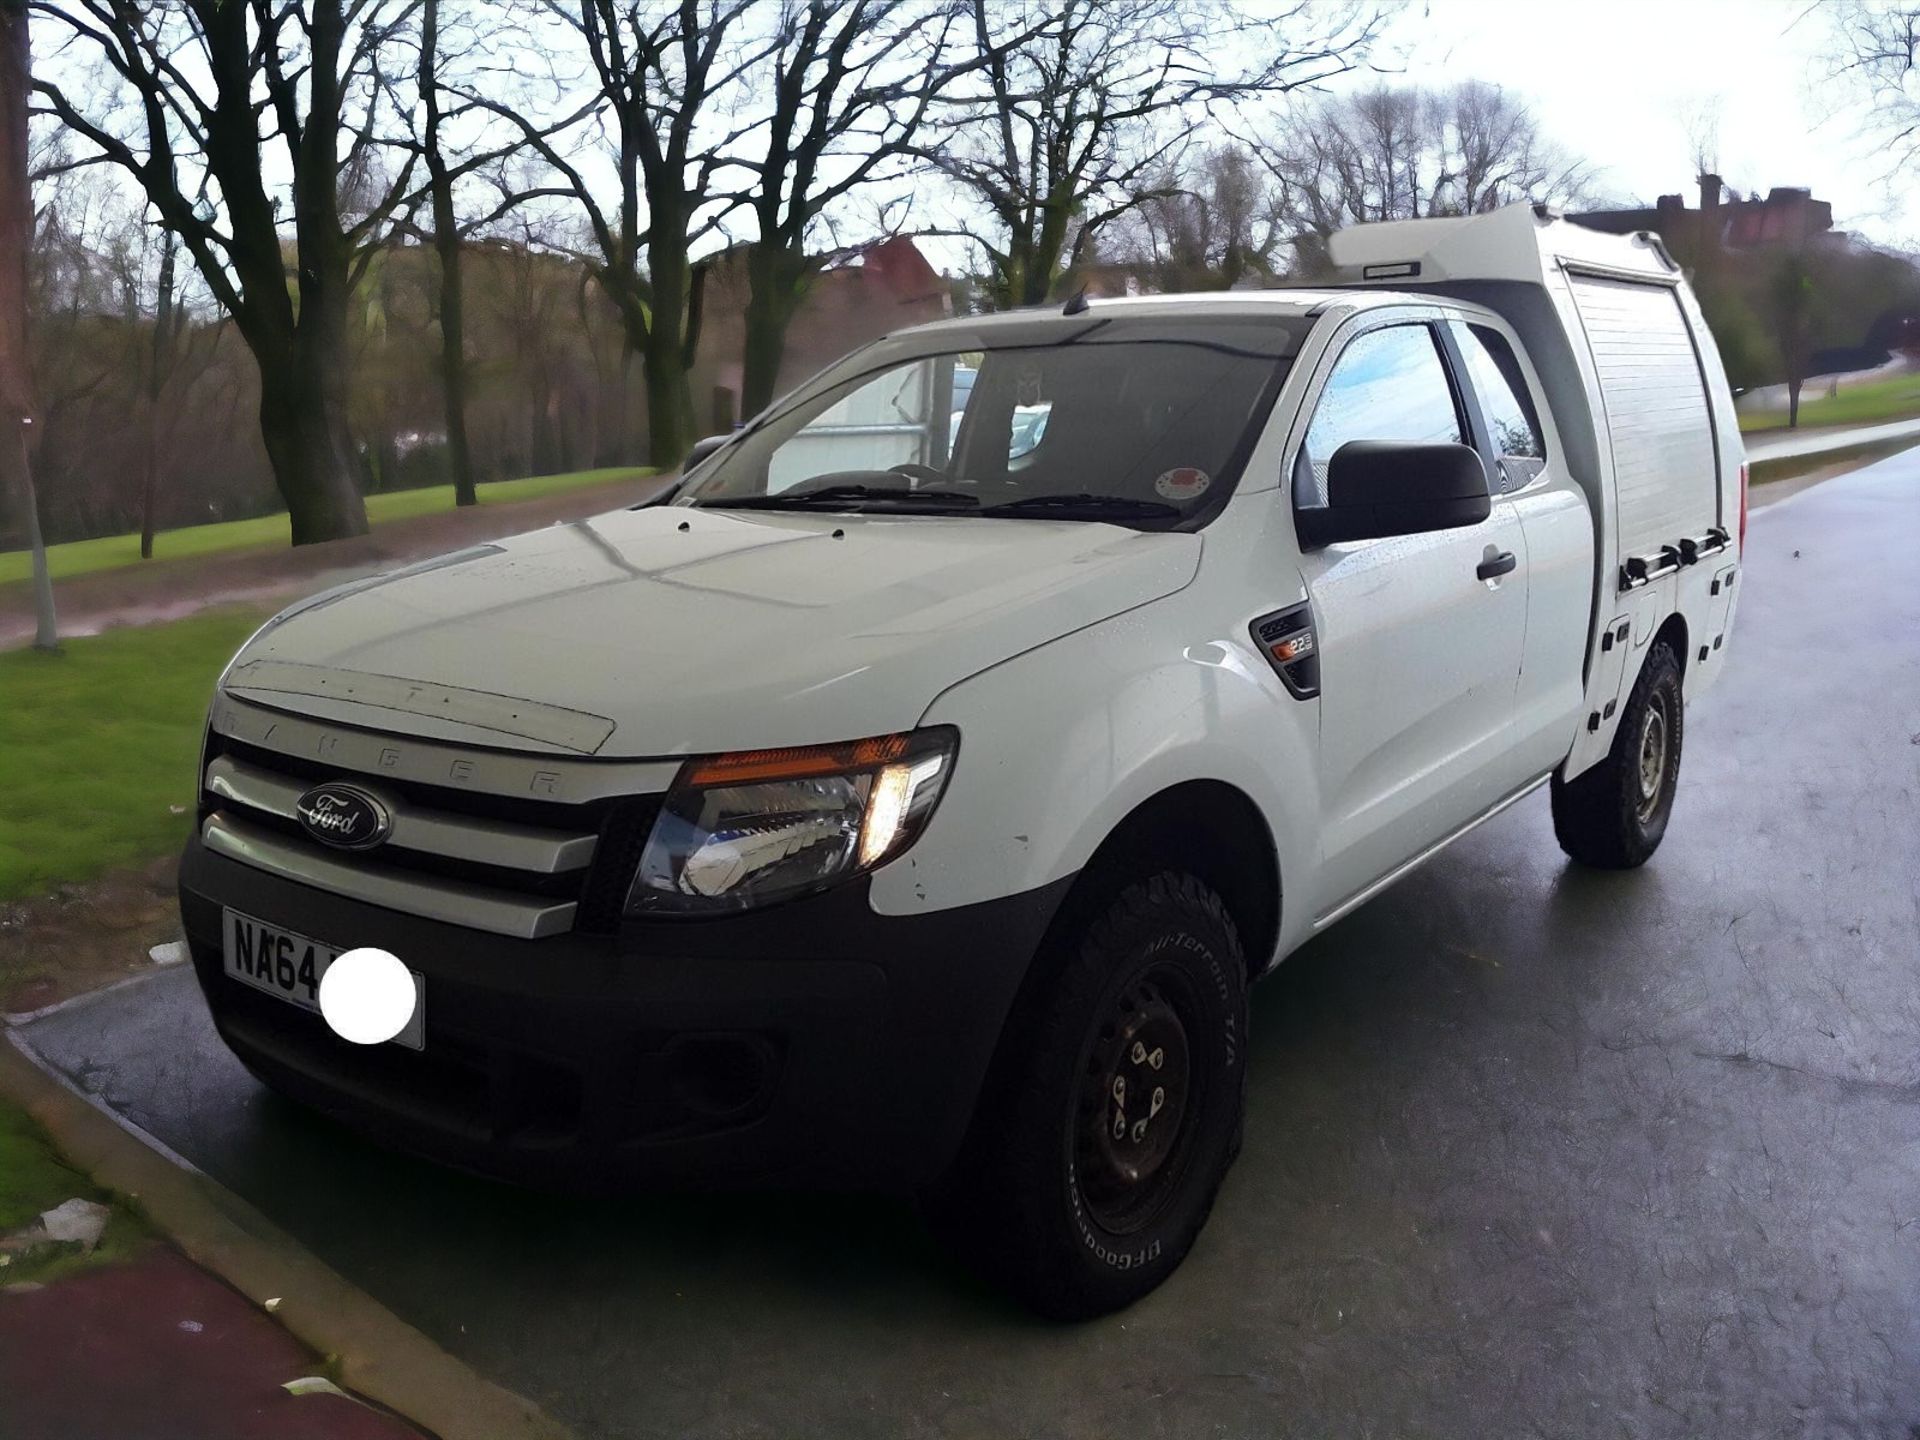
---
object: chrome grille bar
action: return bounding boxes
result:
[205,755,598,875]
[202,813,579,941]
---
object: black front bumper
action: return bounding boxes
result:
[179,835,1067,1193]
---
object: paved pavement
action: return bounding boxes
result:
[0,1249,424,1440]
[1742,414,1920,464]
[17,456,1920,1437]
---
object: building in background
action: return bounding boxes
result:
[692,237,950,435]
[1575,174,1833,254]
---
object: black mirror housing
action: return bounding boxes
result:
[1297,440,1491,548]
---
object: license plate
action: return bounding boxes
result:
[222,909,425,1051]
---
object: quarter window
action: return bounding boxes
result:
[1297,323,1464,509]
[1451,322,1547,491]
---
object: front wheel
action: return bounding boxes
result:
[923,872,1249,1319]
[1551,638,1685,868]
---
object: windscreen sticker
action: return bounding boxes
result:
[1154,467,1212,502]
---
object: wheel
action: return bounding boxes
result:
[924,871,1249,1320]
[1551,639,1685,868]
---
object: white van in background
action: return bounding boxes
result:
[181,204,1743,1317]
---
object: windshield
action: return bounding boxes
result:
[678,320,1306,526]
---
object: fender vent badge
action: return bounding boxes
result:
[1251,603,1321,700]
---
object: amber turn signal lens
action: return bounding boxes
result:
[1270,632,1315,664]
[681,733,913,787]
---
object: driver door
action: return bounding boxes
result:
[1293,317,1530,915]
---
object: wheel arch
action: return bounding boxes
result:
[1653,609,1690,676]
[1050,779,1283,983]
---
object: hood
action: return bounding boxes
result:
[224,505,1201,757]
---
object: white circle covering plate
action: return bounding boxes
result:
[318,946,418,1045]
[1154,467,1211,501]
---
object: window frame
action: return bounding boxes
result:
[1288,312,1490,521]
[686,324,1307,531]
[1446,318,1550,495]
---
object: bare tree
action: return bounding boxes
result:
[105,214,188,559]
[1259,81,1593,274]
[922,0,1380,310]
[1767,248,1821,430]
[468,2,768,466]
[735,0,999,416]
[2,0,56,648]
[30,2,425,544]
[1680,95,1723,184]
[1108,144,1290,292]
[1822,2,1920,176]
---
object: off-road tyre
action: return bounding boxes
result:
[1551,639,1685,869]
[924,871,1249,1320]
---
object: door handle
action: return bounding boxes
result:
[1476,549,1517,581]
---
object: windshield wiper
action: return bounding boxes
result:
[980,492,1183,520]
[704,483,980,513]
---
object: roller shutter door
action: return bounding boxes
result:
[1567,275,1719,561]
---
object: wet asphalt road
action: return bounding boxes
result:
[18,459,1920,1438]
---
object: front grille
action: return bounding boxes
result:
[201,730,661,938]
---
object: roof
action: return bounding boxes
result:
[1325,203,1680,287]
[899,288,1360,345]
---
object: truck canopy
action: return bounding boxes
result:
[1325,204,1741,594]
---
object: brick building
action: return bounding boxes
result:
[1574,174,1833,256]
[691,237,950,433]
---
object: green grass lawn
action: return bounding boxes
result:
[0,465,656,588]
[1738,372,1920,433]
[0,607,270,902]
[0,1101,149,1287]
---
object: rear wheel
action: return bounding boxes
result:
[924,871,1248,1320]
[1551,639,1685,868]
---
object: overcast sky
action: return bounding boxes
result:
[1365,0,1903,244]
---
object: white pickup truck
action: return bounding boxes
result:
[182,205,1744,1317]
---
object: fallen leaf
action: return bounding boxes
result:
[284,1377,349,1399]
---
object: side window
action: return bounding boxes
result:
[1297,323,1464,509]
[1451,322,1546,492]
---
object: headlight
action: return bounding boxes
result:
[625,727,958,916]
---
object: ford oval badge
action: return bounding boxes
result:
[295,782,394,851]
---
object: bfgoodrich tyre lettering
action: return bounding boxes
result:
[923,871,1249,1319]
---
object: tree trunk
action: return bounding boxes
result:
[1027,195,1075,307]
[435,225,475,503]
[641,328,693,466]
[641,219,695,465]
[614,339,635,462]
[422,0,475,506]
[0,3,55,648]
[275,0,368,544]
[741,243,809,419]
[141,233,178,559]
[6,427,57,649]
[257,327,369,546]
[138,439,156,558]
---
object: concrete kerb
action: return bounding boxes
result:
[1,1006,575,1440]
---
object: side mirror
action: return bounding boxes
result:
[1296,440,1491,548]
[683,433,730,472]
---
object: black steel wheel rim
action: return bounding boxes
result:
[1074,966,1203,1235]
